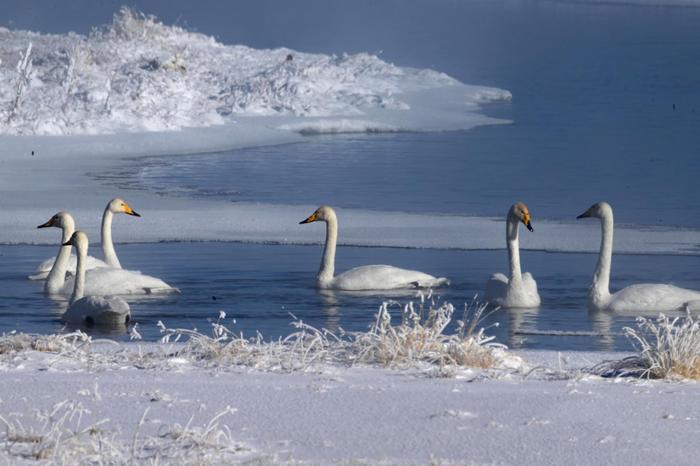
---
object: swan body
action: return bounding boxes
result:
[484,203,541,308]
[300,206,449,291]
[62,231,130,326]
[59,267,177,296]
[578,201,700,312]
[31,198,140,281]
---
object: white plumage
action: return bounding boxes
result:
[578,201,700,313]
[300,206,449,291]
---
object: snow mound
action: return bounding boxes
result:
[0,7,510,136]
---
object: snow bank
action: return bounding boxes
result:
[0,7,510,136]
[1,322,700,464]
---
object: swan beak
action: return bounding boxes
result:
[522,213,533,232]
[300,212,318,224]
[37,218,54,229]
[576,209,592,219]
[61,240,71,246]
[124,205,141,217]
[525,220,533,232]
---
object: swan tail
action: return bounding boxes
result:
[28,271,49,280]
[143,286,181,295]
[412,277,450,289]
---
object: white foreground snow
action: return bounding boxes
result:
[0,340,698,465]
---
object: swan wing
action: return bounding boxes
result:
[64,296,130,326]
[609,284,700,313]
[484,272,541,308]
[61,268,179,296]
[331,265,448,291]
[484,273,509,303]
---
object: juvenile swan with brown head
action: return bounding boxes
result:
[300,206,449,291]
[484,202,541,308]
[577,201,700,312]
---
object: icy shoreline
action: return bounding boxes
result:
[0,8,510,136]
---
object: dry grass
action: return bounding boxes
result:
[0,298,515,377]
[625,312,700,379]
[350,298,503,370]
[0,400,248,464]
[595,311,700,379]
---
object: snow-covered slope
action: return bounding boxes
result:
[0,7,510,136]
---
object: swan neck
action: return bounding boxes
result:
[102,208,121,268]
[591,211,613,304]
[507,216,522,281]
[318,216,337,285]
[70,242,87,305]
[45,222,75,294]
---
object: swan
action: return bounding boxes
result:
[577,201,700,312]
[30,198,140,280]
[101,197,141,268]
[35,211,108,294]
[484,202,541,308]
[42,224,178,297]
[299,206,449,291]
[61,231,130,326]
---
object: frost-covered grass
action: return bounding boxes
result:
[0,298,518,376]
[0,7,509,136]
[156,297,518,375]
[595,311,700,379]
[0,400,248,464]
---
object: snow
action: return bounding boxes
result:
[0,337,699,465]
[0,7,510,137]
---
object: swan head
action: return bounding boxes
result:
[37,211,75,231]
[577,201,612,220]
[510,202,533,232]
[300,205,336,224]
[62,230,89,255]
[108,198,141,217]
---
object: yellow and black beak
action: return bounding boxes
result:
[299,212,318,224]
[124,205,141,217]
[37,218,55,229]
[522,213,533,232]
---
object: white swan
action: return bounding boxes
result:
[42,225,178,297]
[300,206,449,291]
[577,201,700,312]
[35,212,108,294]
[484,202,541,308]
[62,231,131,326]
[101,197,141,268]
[30,198,140,280]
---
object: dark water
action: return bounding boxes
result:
[3,242,700,352]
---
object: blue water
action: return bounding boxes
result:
[4,242,700,351]
[3,0,700,351]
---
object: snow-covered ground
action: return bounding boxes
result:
[0,335,697,465]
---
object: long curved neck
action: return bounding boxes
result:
[506,215,522,282]
[70,243,87,305]
[591,210,613,304]
[317,215,337,285]
[45,224,74,295]
[102,208,121,268]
